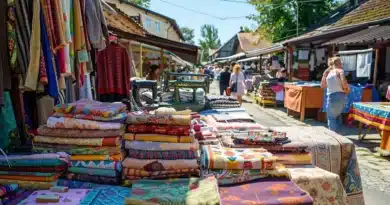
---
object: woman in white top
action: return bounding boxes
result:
[321,57,350,132]
[229,64,246,105]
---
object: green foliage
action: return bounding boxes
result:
[199,24,221,61]
[123,0,151,8]
[181,27,195,45]
[248,0,340,42]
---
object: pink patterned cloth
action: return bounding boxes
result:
[18,189,90,205]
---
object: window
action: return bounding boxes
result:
[145,18,151,29]
[156,22,161,33]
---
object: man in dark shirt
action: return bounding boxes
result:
[219,67,231,95]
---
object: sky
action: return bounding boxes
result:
[149,0,257,45]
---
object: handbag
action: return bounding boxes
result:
[231,73,238,93]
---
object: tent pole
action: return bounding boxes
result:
[373,48,379,85]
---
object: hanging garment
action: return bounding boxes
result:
[15,0,31,74]
[62,0,72,75]
[24,0,41,90]
[340,54,357,71]
[37,95,54,126]
[0,0,12,106]
[65,76,76,103]
[79,72,93,100]
[85,0,108,51]
[356,52,373,78]
[315,48,326,65]
[0,92,18,149]
[97,43,131,102]
[7,0,18,70]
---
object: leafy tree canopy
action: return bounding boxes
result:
[181,27,195,45]
[199,24,221,61]
[123,0,151,8]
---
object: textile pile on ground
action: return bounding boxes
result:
[257,82,276,105]
[34,100,126,185]
[205,95,241,109]
[0,153,69,189]
[123,108,200,181]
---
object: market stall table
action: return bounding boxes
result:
[284,84,372,121]
[349,102,390,156]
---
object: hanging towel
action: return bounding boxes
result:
[356,52,372,78]
[340,54,357,71]
[79,72,93,100]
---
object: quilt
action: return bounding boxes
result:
[33,144,122,155]
[54,99,127,117]
[70,160,121,171]
[125,177,220,205]
[37,125,124,137]
[79,186,131,205]
[52,112,127,122]
[124,133,193,143]
[124,140,199,151]
[122,158,199,171]
[18,189,89,205]
[128,149,196,160]
[126,112,191,125]
[47,117,122,130]
[127,124,190,136]
[33,136,120,146]
[122,168,200,178]
[201,145,276,170]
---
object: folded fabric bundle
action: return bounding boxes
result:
[212,113,255,123]
[273,153,312,165]
[198,139,220,145]
[0,171,61,177]
[0,165,67,173]
[54,99,127,118]
[126,177,220,205]
[57,179,103,189]
[18,189,90,205]
[127,111,191,125]
[205,116,264,131]
[65,173,121,185]
[122,168,200,179]
[125,173,200,180]
[201,167,290,185]
[70,153,124,161]
[124,133,193,143]
[125,140,199,151]
[122,158,199,171]
[206,95,237,102]
[201,145,276,170]
[194,130,217,140]
[128,149,196,160]
[52,112,127,122]
[34,136,120,146]
[0,158,67,167]
[47,117,122,130]
[68,167,119,177]
[33,144,122,155]
[221,135,308,152]
[231,130,288,144]
[127,124,190,136]
[218,178,313,205]
[0,179,57,189]
[0,184,18,197]
[70,160,121,171]
[79,186,131,205]
[233,138,291,145]
[38,125,124,137]
[0,174,61,182]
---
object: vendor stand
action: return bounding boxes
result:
[349,102,390,156]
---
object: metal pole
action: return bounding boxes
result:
[296,1,299,37]
[139,43,143,77]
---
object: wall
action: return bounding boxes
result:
[106,0,182,42]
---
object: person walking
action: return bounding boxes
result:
[321,57,350,132]
[219,67,231,95]
[229,64,246,105]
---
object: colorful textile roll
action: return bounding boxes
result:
[0,184,18,197]
[128,149,196,160]
[127,124,190,136]
[54,99,127,117]
[68,167,119,177]
[70,153,124,162]
[38,125,124,137]
[126,112,191,125]
[0,179,57,189]
[33,144,122,155]
[218,178,313,205]
[122,158,199,171]
[47,117,122,130]
[124,140,199,151]
[0,165,67,173]
[123,133,192,143]
[33,135,120,146]
[201,145,276,170]
[65,173,120,185]
[122,168,200,178]
[126,178,220,205]
[70,160,121,171]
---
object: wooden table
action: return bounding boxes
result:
[284,84,372,121]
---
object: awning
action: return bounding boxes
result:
[246,44,284,57]
[214,52,246,62]
[323,25,390,46]
[237,55,270,63]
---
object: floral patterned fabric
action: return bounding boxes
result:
[126,177,220,205]
[288,165,348,205]
[54,99,127,118]
[52,112,127,122]
[33,135,120,146]
[80,186,131,205]
[124,133,193,143]
[70,153,124,162]
[201,145,276,170]
[231,130,288,144]
[18,189,90,205]
[38,125,124,137]
[124,140,199,151]
[126,111,191,125]
[122,158,199,171]
[128,149,196,160]
[219,178,313,205]
[127,124,190,136]
[47,117,122,130]
[70,160,121,171]
[122,168,200,180]
[33,144,122,155]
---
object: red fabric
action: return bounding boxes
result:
[57,48,66,73]
[127,124,190,136]
[97,43,130,96]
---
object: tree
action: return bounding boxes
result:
[248,0,340,42]
[199,24,221,62]
[181,27,195,45]
[123,0,151,8]
[241,26,253,32]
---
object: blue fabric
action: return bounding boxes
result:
[80,186,131,205]
[0,92,17,149]
[322,85,364,113]
[40,9,59,99]
[200,108,246,116]
[353,102,390,119]
[326,92,347,132]
[371,87,379,102]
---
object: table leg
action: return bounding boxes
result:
[287,109,290,116]
[358,122,373,142]
[300,108,305,122]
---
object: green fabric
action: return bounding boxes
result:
[0,92,18,149]
[80,186,131,205]
[68,167,118,177]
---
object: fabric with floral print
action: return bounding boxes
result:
[38,125,124,138]
[126,111,191,125]
[33,135,120,146]
[47,117,122,130]
[122,158,199,171]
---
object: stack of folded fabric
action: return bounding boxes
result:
[220,129,312,166]
[0,153,69,189]
[192,118,219,145]
[205,95,241,109]
[257,82,276,105]
[34,100,127,185]
[201,145,289,185]
[203,115,264,132]
[179,88,205,104]
[123,109,200,181]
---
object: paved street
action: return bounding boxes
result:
[209,81,390,205]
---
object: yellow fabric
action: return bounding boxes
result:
[24,0,41,90]
[33,135,120,146]
[70,153,124,161]
[0,179,56,189]
[350,114,390,131]
[123,133,193,143]
[274,153,312,165]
